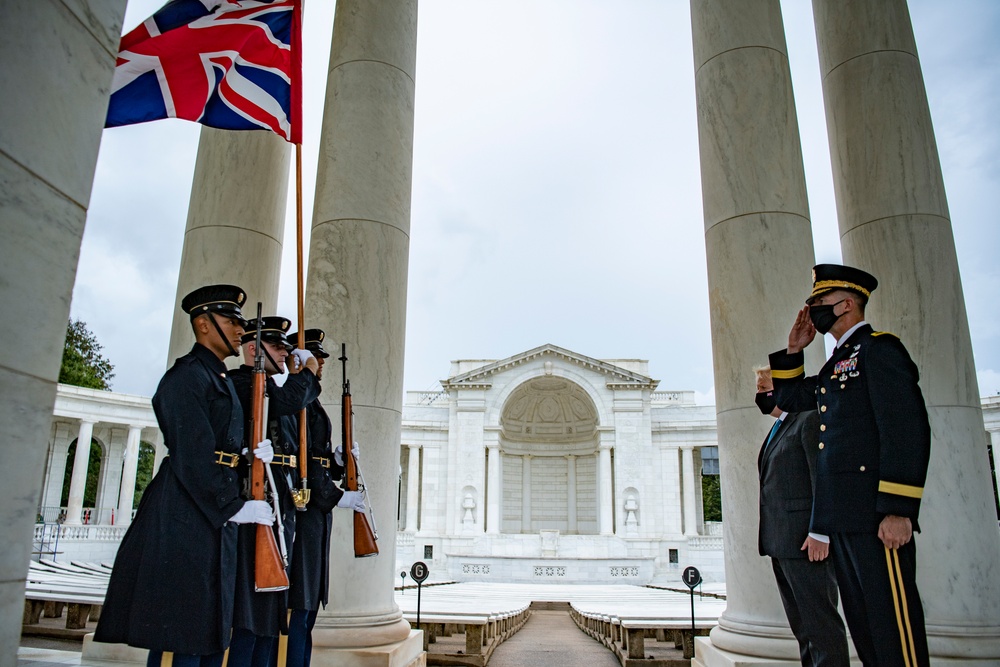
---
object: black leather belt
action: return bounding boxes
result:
[270,454,297,467]
[312,456,331,469]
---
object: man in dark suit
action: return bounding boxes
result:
[770,264,931,667]
[755,367,849,667]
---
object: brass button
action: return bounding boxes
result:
[821,387,827,394]
[818,443,825,450]
[860,466,866,472]
[821,405,827,413]
[820,424,826,431]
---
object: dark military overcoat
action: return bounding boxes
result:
[769,324,931,534]
[288,396,345,610]
[229,366,319,636]
[95,344,245,654]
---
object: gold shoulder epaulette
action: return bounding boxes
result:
[871,331,898,339]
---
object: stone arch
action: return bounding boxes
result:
[485,362,611,430]
[497,376,601,535]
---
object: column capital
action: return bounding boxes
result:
[406,442,421,451]
[485,441,500,451]
[599,442,614,451]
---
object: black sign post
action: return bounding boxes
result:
[410,561,429,626]
[400,570,407,594]
[682,566,702,636]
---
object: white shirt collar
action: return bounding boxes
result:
[777,411,788,422]
[835,320,867,349]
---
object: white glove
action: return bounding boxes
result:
[253,438,273,464]
[229,500,274,525]
[334,441,359,467]
[290,349,314,368]
[337,491,366,512]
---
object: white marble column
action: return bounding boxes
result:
[813,1,1000,660]
[681,446,699,537]
[691,0,826,663]
[0,0,126,653]
[64,421,95,526]
[304,0,419,661]
[486,442,501,534]
[566,455,577,534]
[598,441,614,536]
[404,444,420,532]
[165,127,290,367]
[117,426,142,526]
[521,455,533,532]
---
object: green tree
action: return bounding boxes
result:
[60,319,115,389]
[702,474,722,522]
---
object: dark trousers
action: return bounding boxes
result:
[285,609,319,667]
[227,628,277,667]
[830,532,929,667]
[771,557,850,667]
[146,651,224,667]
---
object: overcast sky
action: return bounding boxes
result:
[74,0,1000,404]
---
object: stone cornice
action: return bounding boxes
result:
[440,343,659,390]
[52,383,158,429]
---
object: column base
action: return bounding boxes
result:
[82,634,148,665]
[310,629,425,667]
[693,636,819,667]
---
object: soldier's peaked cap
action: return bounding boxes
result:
[807,264,878,303]
[289,329,329,358]
[242,316,295,350]
[181,284,248,326]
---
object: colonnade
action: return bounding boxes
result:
[399,440,706,539]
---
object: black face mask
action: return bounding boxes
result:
[755,390,777,415]
[809,299,846,335]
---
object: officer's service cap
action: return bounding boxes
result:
[289,329,330,358]
[242,316,295,351]
[807,264,878,303]
[181,284,248,326]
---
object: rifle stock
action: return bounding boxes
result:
[251,306,289,591]
[341,344,378,558]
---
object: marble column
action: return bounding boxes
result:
[486,442,501,534]
[521,456,533,532]
[566,455,577,534]
[0,0,126,654]
[65,421,96,526]
[681,446,699,537]
[598,439,614,536]
[165,127,290,367]
[813,1,1000,660]
[404,444,420,532]
[691,0,826,662]
[303,0,419,661]
[117,426,142,526]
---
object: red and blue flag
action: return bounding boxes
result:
[106,0,302,143]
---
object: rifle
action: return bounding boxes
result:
[250,304,290,591]
[340,343,379,557]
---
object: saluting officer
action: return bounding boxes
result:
[95,285,274,667]
[284,329,365,667]
[769,264,931,667]
[227,316,321,666]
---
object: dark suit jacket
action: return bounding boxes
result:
[758,410,820,559]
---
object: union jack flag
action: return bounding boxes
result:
[106,0,302,143]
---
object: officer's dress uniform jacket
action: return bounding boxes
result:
[95,344,245,655]
[229,367,320,636]
[288,395,345,611]
[770,323,931,667]
[769,324,930,534]
[758,410,849,667]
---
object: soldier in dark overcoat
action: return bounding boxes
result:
[227,316,320,667]
[95,285,275,667]
[283,329,365,667]
[769,264,931,667]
